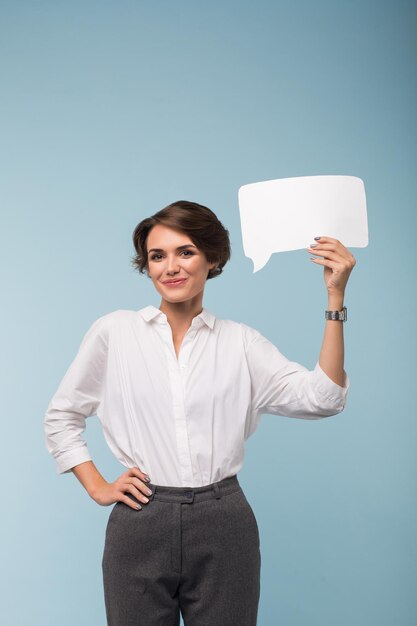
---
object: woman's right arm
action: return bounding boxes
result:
[44,314,152,511]
[72,461,153,511]
[44,316,109,473]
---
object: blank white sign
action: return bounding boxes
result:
[238,175,369,272]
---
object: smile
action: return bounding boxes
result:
[162,279,188,287]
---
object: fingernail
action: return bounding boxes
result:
[310,244,317,248]
[135,504,142,510]
[314,236,321,241]
[144,475,151,482]
[146,488,153,496]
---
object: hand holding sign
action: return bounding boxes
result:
[238,175,368,273]
[307,236,356,296]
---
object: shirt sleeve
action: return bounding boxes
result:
[241,323,350,421]
[44,315,110,474]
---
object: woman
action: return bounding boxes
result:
[44,200,354,625]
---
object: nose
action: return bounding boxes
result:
[166,255,180,275]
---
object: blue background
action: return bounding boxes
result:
[1,1,416,624]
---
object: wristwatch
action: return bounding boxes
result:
[325,306,347,322]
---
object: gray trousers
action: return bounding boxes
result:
[102,475,261,625]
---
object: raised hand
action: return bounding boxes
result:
[307,236,356,296]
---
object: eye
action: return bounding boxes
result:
[181,250,194,256]
[149,254,162,261]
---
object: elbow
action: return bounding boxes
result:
[307,365,349,418]
[311,396,348,419]
[279,398,347,420]
[43,405,90,472]
[291,390,348,419]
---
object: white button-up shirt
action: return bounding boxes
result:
[44,306,350,487]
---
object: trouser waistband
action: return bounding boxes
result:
[146,475,240,504]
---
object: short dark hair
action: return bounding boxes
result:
[131,200,231,280]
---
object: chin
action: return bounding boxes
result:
[158,289,189,300]
[167,295,194,303]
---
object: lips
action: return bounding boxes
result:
[162,278,187,285]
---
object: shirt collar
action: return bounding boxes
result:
[138,305,215,330]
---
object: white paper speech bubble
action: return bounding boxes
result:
[238,175,369,272]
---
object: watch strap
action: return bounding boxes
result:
[325,306,347,322]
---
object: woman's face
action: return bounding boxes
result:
[146,224,216,305]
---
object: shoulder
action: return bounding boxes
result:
[102,309,138,322]
[85,309,138,337]
[214,316,263,346]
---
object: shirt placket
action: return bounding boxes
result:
[159,321,196,486]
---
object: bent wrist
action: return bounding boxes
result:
[89,478,109,501]
[72,461,108,499]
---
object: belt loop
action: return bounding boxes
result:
[213,482,222,499]
[183,490,194,503]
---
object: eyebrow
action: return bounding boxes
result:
[147,244,198,255]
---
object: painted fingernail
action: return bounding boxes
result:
[146,488,153,496]
[310,244,318,248]
[144,475,151,482]
[135,504,142,510]
[314,236,321,240]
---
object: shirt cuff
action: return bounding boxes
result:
[55,446,92,475]
[313,362,350,403]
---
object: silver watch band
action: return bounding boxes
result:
[325,306,347,322]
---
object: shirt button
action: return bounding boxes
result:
[180,363,186,369]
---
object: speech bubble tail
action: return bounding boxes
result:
[251,254,271,273]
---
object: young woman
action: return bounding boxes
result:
[44,200,355,625]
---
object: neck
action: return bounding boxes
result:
[159,296,204,331]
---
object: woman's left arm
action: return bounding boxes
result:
[307,236,356,387]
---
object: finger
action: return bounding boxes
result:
[130,477,153,496]
[312,236,340,244]
[309,257,341,270]
[308,248,346,263]
[308,243,352,260]
[312,237,356,261]
[120,494,142,511]
[309,250,356,275]
[124,483,151,504]
[127,466,151,482]
[307,242,351,256]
